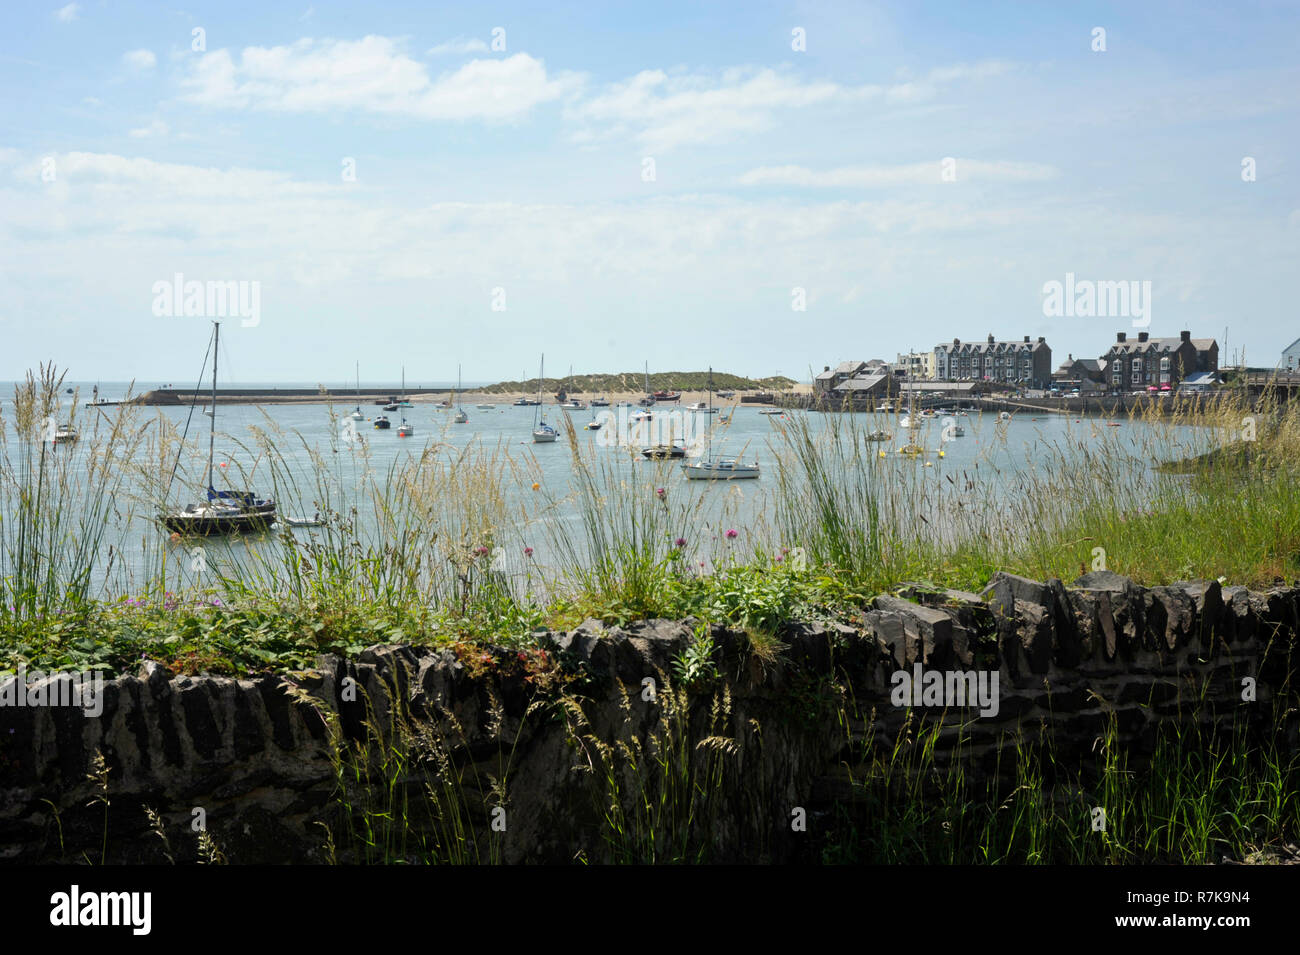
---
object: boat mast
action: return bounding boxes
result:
[707,366,713,460]
[536,354,545,426]
[209,321,219,490]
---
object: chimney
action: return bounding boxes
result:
[953,338,960,345]
[823,365,830,372]
[1180,330,1191,342]
[1023,335,1030,343]
[1138,332,1149,343]
[1117,332,1127,343]
[1037,336,1045,343]
[1068,353,1073,361]
[988,333,995,344]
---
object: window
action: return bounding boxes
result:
[1132,359,1143,384]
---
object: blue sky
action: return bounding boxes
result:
[2,0,1297,384]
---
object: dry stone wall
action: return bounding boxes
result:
[1,571,1295,863]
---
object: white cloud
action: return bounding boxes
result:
[55,3,79,22]
[128,119,169,139]
[180,36,582,122]
[739,159,1058,188]
[123,49,157,71]
[82,96,101,106]
[428,37,490,56]
[566,61,1013,152]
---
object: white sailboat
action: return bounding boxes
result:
[532,354,557,443]
[453,365,469,423]
[351,362,364,419]
[397,367,414,436]
[681,368,760,480]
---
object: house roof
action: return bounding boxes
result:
[817,360,867,381]
[1106,337,1218,356]
[937,339,1048,355]
[832,372,888,392]
[1182,371,1220,384]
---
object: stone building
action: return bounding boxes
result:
[933,334,1052,389]
[1100,331,1218,391]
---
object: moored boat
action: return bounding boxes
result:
[159,321,276,536]
[531,355,557,442]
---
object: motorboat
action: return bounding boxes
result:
[642,443,687,459]
[685,402,717,413]
[53,424,79,444]
[283,512,325,528]
[682,458,760,480]
[476,403,494,411]
[590,396,610,407]
[374,415,391,430]
[866,430,892,442]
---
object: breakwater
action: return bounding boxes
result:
[1,570,1295,863]
[136,388,448,406]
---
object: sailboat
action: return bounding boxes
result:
[453,365,469,423]
[532,354,558,443]
[638,361,657,407]
[896,370,924,456]
[555,365,586,410]
[396,367,414,436]
[160,321,277,535]
[351,362,364,419]
[681,368,760,480]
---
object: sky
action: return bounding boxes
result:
[1,0,1297,385]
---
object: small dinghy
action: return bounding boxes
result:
[284,513,325,528]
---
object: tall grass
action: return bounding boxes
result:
[3,374,1300,673]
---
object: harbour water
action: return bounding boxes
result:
[4,381,1219,599]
